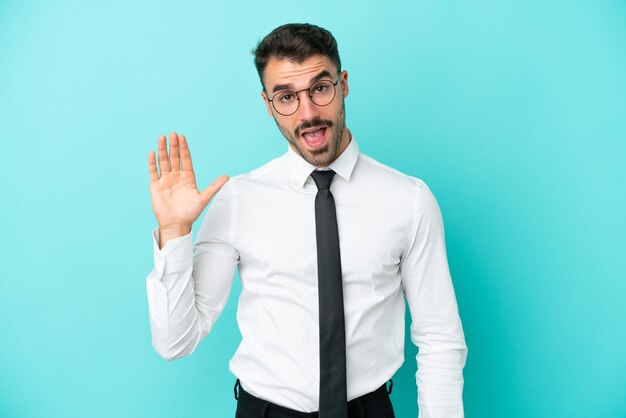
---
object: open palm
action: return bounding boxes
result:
[148,132,229,231]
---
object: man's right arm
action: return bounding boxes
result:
[146,181,239,360]
[145,132,236,360]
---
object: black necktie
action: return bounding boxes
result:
[310,169,348,418]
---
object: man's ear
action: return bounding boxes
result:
[340,70,349,99]
[261,91,273,117]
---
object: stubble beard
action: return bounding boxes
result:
[275,100,346,167]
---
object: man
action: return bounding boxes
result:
[146,23,467,418]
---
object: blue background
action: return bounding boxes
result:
[1,1,625,417]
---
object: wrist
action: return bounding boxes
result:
[158,224,191,250]
[159,224,192,239]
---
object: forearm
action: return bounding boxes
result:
[415,345,468,418]
[146,223,239,361]
[406,288,468,417]
[147,227,205,360]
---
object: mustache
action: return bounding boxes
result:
[295,118,333,137]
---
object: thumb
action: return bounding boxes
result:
[200,175,230,205]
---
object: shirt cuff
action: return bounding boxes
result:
[151,226,193,280]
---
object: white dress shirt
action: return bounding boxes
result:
[146,135,468,417]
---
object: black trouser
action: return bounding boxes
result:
[234,379,395,418]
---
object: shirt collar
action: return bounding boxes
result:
[285,131,359,188]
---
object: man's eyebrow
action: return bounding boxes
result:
[309,69,333,85]
[271,69,334,94]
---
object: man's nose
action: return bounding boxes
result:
[297,92,320,119]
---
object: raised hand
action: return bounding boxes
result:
[148,132,229,248]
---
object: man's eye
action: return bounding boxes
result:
[278,93,295,103]
[312,84,328,94]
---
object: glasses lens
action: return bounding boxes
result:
[273,91,299,115]
[310,81,336,106]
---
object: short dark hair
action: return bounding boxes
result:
[252,23,342,90]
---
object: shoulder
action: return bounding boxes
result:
[354,152,444,236]
[356,152,432,198]
[235,154,286,181]
[212,153,288,199]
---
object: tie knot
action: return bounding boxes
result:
[310,169,336,191]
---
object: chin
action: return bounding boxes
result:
[303,147,335,166]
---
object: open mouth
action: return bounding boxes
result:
[301,127,327,148]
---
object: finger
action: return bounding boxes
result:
[169,132,181,172]
[179,134,195,173]
[148,150,159,184]
[200,175,230,204]
[157,135,170,174]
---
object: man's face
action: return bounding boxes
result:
[261,54,350,167]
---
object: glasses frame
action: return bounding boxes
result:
[266,76,341,116]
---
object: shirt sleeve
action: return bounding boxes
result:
[145,181,240,360]
[400,181,468,418]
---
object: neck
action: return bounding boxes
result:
[334,127,352,160]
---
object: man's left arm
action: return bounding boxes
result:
[400,181,468,418]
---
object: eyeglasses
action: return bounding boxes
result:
[267,76,340,116]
